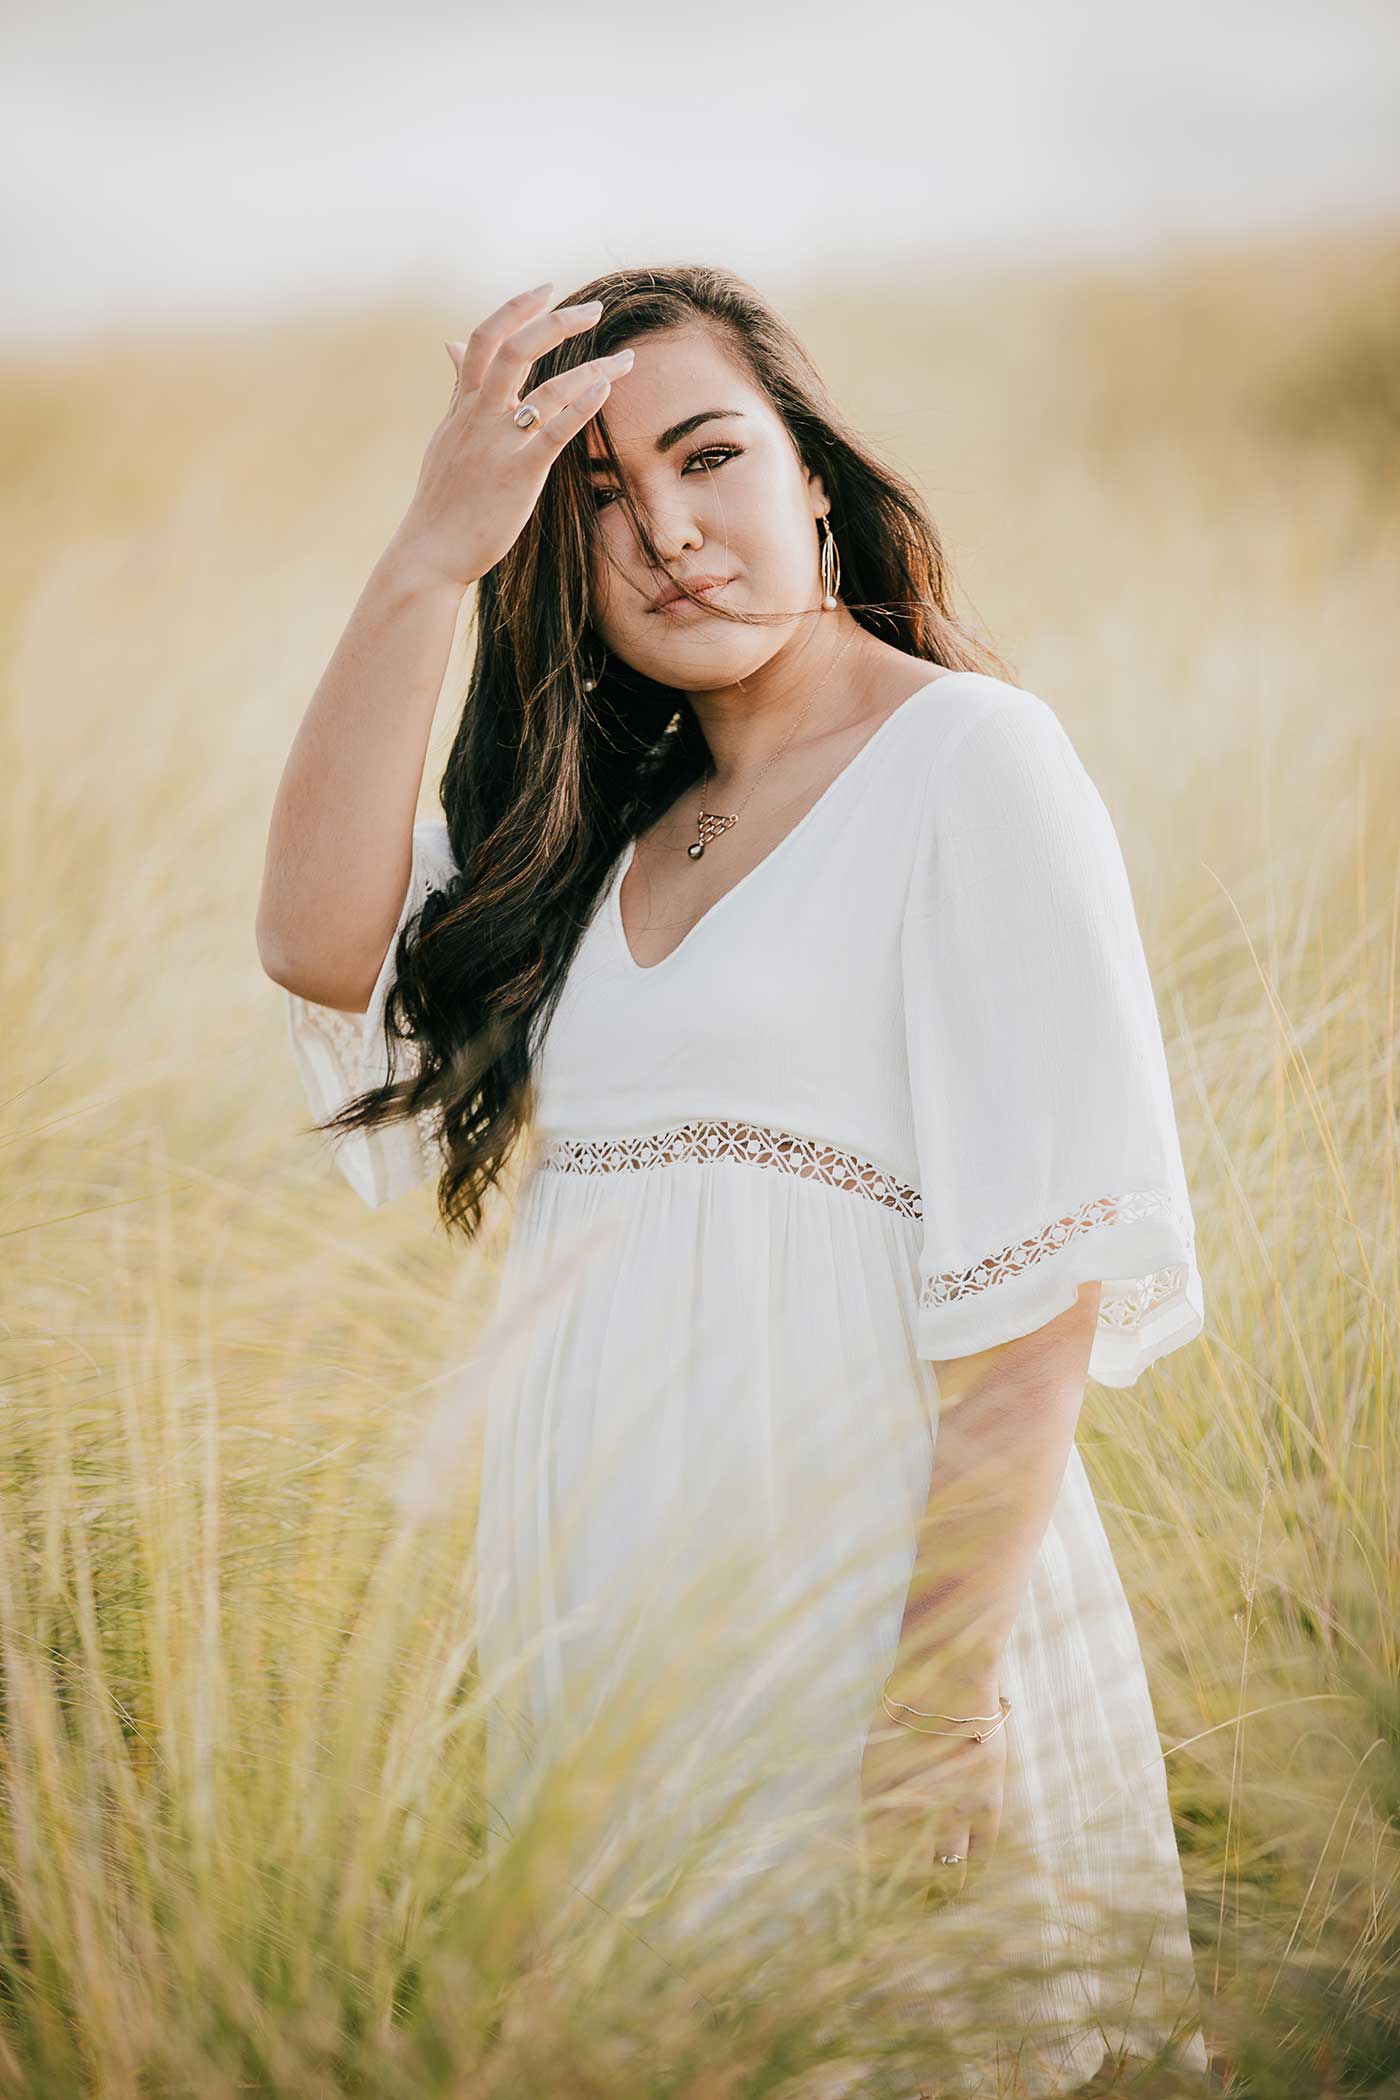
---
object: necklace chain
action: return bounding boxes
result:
[690,625,861,862]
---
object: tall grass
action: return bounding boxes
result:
[2,224,1397,2096]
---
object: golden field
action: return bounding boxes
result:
[2,224,1398,2096]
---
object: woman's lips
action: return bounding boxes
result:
[654,578,731,615]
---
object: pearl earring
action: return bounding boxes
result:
[819,514,841,610]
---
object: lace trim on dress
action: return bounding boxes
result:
[289,996,442,1184]
[537,1117,925,1220]
[918,1186,1195,1332]
[538,1124,1194,1335]
[294,996,367,1074]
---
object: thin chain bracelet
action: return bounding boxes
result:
[881,1672,1003,1721]
[880,1684,1013,1744]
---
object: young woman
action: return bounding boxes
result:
[258,266,1209,2090]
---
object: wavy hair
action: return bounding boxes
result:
[314,262,1014,1239]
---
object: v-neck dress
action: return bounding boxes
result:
[284,671,1209,2091]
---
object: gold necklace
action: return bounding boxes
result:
[688,626,861,863]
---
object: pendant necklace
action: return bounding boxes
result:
[689,625,861,862]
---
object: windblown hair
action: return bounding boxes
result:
[315,262,1014,1240]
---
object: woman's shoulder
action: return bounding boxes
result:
[889,671,1121,880]
[896,668,1063,782]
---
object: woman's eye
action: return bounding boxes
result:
[592,445,743,511]
[685,445,743,473]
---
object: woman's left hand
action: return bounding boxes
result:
[858,1671,1007,1904]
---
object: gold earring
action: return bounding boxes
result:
[819,514,841,610]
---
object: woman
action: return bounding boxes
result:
[258,266,1209,2091]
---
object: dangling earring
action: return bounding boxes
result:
[581,646,601,691]
[818,514,841,610]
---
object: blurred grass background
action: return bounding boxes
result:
[1,223,1398,2096]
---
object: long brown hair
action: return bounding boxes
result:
[315,262,1014,1240]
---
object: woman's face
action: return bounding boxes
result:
[584,324,829,688]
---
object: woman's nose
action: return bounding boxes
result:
[647,496,706,562]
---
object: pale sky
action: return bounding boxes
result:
[5,0,1398,347]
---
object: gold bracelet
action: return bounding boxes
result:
[881,1672,1005,1723]
[879,1691,1012,1744]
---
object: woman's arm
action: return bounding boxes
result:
[892,1278,1102,1703]
[859,1281,1102,1895]
[256,283,636,1015]
[255,538,464,1013]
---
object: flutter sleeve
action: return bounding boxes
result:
[284,817,459,1210]
[901,695,1205,1388]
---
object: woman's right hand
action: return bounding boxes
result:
[389,282,635,596]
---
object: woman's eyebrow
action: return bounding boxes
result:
[586,409,747,472]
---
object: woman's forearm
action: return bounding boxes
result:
[255,532,467,1011]
[890,1282,1102,1697]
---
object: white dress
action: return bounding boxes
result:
[286,672,1209,2091]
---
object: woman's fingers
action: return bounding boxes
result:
[524,348,636,443]
[927,1811,972,1904]
[477,292,610,411]
[446,280,634,438]
[922,1735,1004,1902]
[867,1786,970,1905]
[456,281,556,399]
[399,284,637,591]
[534,373,616,450]
[957,1753,1006,1898]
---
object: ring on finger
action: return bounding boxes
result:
[938,1853,965,1866]
[513,401,542,430]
